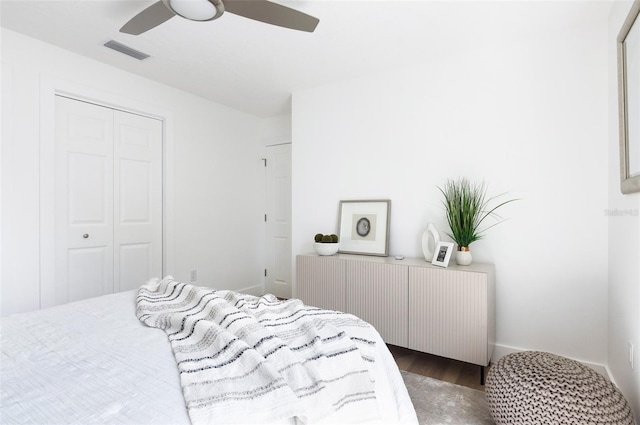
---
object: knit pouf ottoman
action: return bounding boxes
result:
[485,351,634,425]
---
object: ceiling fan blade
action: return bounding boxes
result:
[223,0,319,32]
[120,1,176,35]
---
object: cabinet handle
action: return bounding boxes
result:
[83,234,89,239]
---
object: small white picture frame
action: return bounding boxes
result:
[431,241,454,267]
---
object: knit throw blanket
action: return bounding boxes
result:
[136,277,380,425]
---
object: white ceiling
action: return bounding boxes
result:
[1,0,613,118]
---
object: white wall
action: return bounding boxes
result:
[292,19,610,367]
[608,1,640,419]
[1,29,265,315]
[260,114,292,147]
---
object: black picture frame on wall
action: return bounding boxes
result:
[338,199,390,256]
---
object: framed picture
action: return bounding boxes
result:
[617,0,640,193]
[431,241,454,267]
[338,200,391,256]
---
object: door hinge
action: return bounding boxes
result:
[264,269,267,277]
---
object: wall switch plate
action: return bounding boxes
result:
[190,270,197,282]
[629,341,634,370]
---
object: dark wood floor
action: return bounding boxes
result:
[388,345,487,392]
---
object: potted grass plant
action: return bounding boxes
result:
[438,178,518,265]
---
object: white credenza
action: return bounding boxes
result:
[296,254,495,378]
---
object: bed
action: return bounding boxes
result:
[1,276,418,425]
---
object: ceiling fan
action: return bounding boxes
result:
[120,0,319,35]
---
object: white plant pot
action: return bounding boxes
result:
[313,242,340,256]
[456,247,472,266]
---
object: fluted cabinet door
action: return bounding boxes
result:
[296,255,345,312]
[408,267,490,366]
[295,254,495,368]
[346,261,408,346]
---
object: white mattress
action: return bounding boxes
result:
[0,290,417,425]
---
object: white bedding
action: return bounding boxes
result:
[1,288,417,425]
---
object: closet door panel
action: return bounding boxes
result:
[51,96,163,307]
[114,110,162,292]
[119,243,152,293]
[67,153,109,223]
[55,96,114,305]
[67,247,110,302]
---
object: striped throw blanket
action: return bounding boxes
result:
[136,277,381,424]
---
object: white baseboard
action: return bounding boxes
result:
[492,344,610,380]
[491,343,524,362]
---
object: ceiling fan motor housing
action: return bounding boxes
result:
[162,0,224,21]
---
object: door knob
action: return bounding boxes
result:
[83,234,89,239]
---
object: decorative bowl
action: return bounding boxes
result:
[313,242,340,256]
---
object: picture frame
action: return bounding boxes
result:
[431,241,454,268]
[338,200,391,256]
[617,0,640,194]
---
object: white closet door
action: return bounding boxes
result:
[54,96,162,305]
[265,144,292,299]
[114,110,162,292]
[55,96,114,304]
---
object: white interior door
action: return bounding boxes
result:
[55,96,114,304]
[265,144,292,298]
[114,110,163,292]
[54,96,162,305]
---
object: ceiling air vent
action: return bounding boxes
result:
[104,40,150,61]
